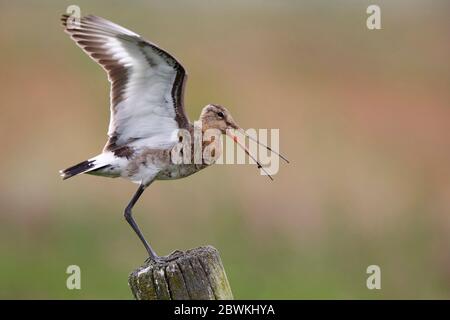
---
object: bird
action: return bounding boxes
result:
[59,14,288,262]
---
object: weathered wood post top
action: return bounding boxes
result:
[128,245,233,300]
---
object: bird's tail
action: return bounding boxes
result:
[60,160,97,180]
[60,153,114,180]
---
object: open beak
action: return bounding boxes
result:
[237,128,290,164]
[226,127,289,181]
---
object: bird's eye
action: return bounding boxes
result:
[217,112,224,118]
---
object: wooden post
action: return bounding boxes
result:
[128,245,233,300]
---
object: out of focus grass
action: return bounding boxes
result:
[0,200,448,299]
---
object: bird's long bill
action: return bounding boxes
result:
[237,129,290,164]
[227,130,273,181]
[226,129,280,181]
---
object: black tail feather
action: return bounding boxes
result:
[60,160,96,180]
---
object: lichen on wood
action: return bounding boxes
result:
[128,245,233,300]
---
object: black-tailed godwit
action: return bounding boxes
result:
[60,14,288,261]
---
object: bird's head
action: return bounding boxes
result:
[200,104,289,180]
[200,104,239,133]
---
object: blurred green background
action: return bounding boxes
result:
[0,0,449,299]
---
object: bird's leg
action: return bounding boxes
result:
[124,184,160,262]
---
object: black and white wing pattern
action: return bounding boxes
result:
[61,14,190,152]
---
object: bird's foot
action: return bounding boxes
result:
[144,250,184,264]
[145,255,165,264]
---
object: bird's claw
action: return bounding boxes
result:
[144,250,184,264]
[145,255,165,264]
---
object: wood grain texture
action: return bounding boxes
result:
[128,245,233,300]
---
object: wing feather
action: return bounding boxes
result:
[61,14,190,154]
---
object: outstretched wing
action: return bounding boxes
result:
[61,14,190,153]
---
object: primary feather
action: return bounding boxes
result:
[61,14,190,153]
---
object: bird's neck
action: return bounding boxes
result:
[184,121,221,160]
